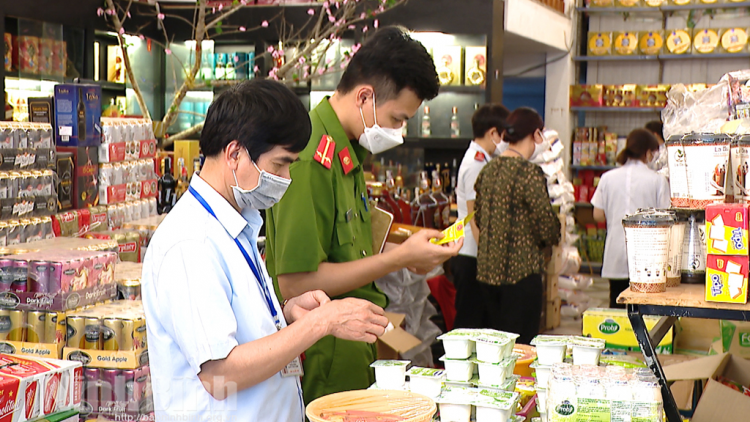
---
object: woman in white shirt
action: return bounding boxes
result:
[591,129,671,308]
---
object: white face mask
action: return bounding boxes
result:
[232,154,291,210]
[492,139,509,157]
[530,129,551,163]
[358,94,404,154]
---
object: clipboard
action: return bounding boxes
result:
[370,202,394,254]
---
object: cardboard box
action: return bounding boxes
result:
[55,153,74,211]
[664,353,750,422]
[173,140,200,181]
[3,33,11,72]
[376,312,421,360]
[99,180,157,206]
[28,97,54,125]
[636,84,670,108]
[53,84,102,147]
[56,147,98,209]
[675,318,722,356]
[464,46,487,87]
[582,308,673,354]
[432,46,463,86]
[604,84,638,107]
[706,204,749,255]
[570,85,604,107]
[706,254,749,304]
[720,320,750,359]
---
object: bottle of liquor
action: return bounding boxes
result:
[158,157,177,215]
[372,182,400,224]
[177,157,190,198]
[395,164,412,224]
[441,162,452,196]
[191,157,201,182]
[432,169,450,230]
[384,170,403,223]
[412,171,437,228]
[450,158,458,200]
[225,59,236,80]
[450,107,460,138]
[421,106,431,137]
[77,89,87,143]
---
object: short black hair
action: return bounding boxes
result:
[645,120,664,139]
[337,26,440,103]
[200,79,311,160]
[472,104,510,139]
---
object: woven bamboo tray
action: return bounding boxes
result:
[306,389,437,422]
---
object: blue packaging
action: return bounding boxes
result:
[54,84,102,147]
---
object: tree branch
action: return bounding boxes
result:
[166,122,204,144]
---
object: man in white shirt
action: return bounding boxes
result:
[452,104,509,328]
[142,80,389,422]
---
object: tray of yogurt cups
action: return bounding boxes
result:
[530,335,605,366]
[436,386,523,422]
[438,329,521,362]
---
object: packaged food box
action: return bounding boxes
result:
[694,28,720,54]
[706,204,749,255]
[643,0,665,6]
[590,0,614,6]
[670,0,692,5]
[464,46,487,87]
[721,28,748,54]
[582,308,673,354]
[432,45,462,86]
[640,31,665,55]
[570,85,604,107]
[0,309,67,359]
[56,147,98,210]
[637,84,670,108]
[17,36,39,75]
[616,0,641,6]
[53,84,102,147]
[707,254,749,304]
[587,32,612,56]
[666,29,692,55]
[613,32,639,56]
[604,84,638,107]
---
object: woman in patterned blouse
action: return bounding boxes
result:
[474,107,562,344]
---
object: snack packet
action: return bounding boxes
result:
[431,212,475,245]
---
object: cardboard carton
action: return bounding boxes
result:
[664,353,750,422]
[720,320,750,359]
[570,85,604,107]
[56,147,98,210]
[582,308,673,353]
[376,312,421,360]
[53,85,101,147]
[675,318,722,356]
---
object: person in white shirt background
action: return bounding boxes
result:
[452,104,509,328]
[141,79,389,422]
[645,120,669,180]
[591,128,671,308]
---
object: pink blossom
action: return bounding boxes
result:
[96,8,104,16]
[106,9,115,15]
[241,0,248,4]
[307,8,315,15]
[139,34,145,40]
[212,7,216,13]
[298,57,306,64]
[165,48,172,55]
[239,26,246,32]
[323,1,329,7]
[352,43,361,53]
[262,20,269,27]
[303,71,309,78]
[360,12,366,19]
[374,19,379,28]
[378,5,384,12]
[157,13,165,20]
[127,11,131,18]
[348,25,355,29]
[218,3,224,11]
[329,15,336,23]
[318,68,325,75]
[267,46,275,53]
[119,27,125,35]
[326,58,332,64]
[253,65,260,73]
[335,1,340,9]
[340,62,347,69]
[362,25,368,33]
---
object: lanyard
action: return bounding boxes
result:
[189,186,282,330]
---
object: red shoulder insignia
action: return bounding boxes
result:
[339,147,354,175]
[314,135,336,169]
[474,151,486,162]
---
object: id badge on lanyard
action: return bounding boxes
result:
[189,186,303,378]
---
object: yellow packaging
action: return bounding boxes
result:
[588,32,612,56]
[174,140,201,180]
[617,0,641,6]
[640,31,665,55]
[637,84,670,107]
[667,29,692,54]
[590,0,614,6]
[699,0,718,4]
[583,308,673,354]
[670,0,692,5]
[694,29,720,54]
[643,0,665,6]
[721,28,748,54]
[63,347,148,369]
[614,31,639,55]
[464,46,487,87]
[431,212,474,245]
[706,255,749,304]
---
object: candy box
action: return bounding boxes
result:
[706,203,749,255]
[570,85,604,107]
[53,84,102,147]
[604,84,638,107]
[637,84,670,108]
[706,254,749,304]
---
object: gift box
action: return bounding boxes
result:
[706,254,749,304]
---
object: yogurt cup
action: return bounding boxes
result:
[536,386,548,412]
[475,331,519,363]
[530,335,569,365]
[436,386,476,422]
[438,329,477,359]
[622,209,675,294]
[407,367,445,398]
[472,355,517,386]
[570,336,606,366]
[440,355,476,382]
[369,360,409,389]
[476,374,519,392]
[368,381,409,391]
[474,389,520,422]
[530,362,553,388]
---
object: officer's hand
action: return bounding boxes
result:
[398,229,463,272]
[316,298,388,343]
[284,290,331,324]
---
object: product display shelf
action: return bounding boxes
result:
[574,53,750,61]
[571,106,664,113]
[618,284,750,422]
[577,1,750,13]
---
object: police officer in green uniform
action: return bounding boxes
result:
[266,27,463,404]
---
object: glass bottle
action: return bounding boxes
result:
[395,164,412,224]
[450,107,460,138]
[158,157,177,215]
[421,106,431,138]
[178,157,190,198]
[412,171,437,228]
[384,170,403,223]
[77,89,87,142]
[441,162,452,196]
[432,169,450,230]
[372,182,399,223]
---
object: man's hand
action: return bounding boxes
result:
[284,290,331,324]
[309,298,388,343]
[395,229,463,274]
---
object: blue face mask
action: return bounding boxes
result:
[232,152,291,210]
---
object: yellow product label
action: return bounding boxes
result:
[431,212,474,245]
[672,0,691,5]
[706,222,749,255]
[667,30,691,54]
[700,0,718,3]
[694,29,720,54]
[706,264,749,304]
[588,33,612,56]
[591,0,614,6]
[640,32,664,55]
[617,0,640,6]
[722,28,748,53]
[644,0,665,6]
[614,32,639,55]
[582,308,673,353]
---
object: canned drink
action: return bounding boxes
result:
[100,369,118,411]
[0,222,7,247]
[122,370,136,402]
[0,259,12,292]
[148,197,157,216]
[100,164,113,187]
[131,201,142,222]
[41,216,52,240]
[16,129,27,149]
[120,318,135,351]
[31,171,43,196]
[27,128,40,149]
[42,170,54,196]
[44,311,58,344]
[132,317,146,350]
[66,316,85,348]
[28,260,48,293]
[118,280,141,301]
[139,199,149,219]
[26,311,46,343]
[6,221,20,246]
[25,220,41,243]
[8,310,25,341]
[39,128,52,149]
[124,202,134,223]
[112,162,123,186]
[19,172,33,198]
[11,260,27,293]
[83,317,101,350]
[48,261,62,294]
[18,219,31,244]
[0,309,10,341]
[107,206,118,231]
[0,173,8,199]
[7,172,19,199]
[101,318,121,351]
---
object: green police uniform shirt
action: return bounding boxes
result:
[266,97,388,405]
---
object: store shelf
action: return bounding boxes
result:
[571,106,663,113]
[577,6,657,13]
[574,53,750,61]
[570,164,617,171]
[402,137,472,149]
[439,85,485,94]
[577,1,750,13]
[99,81,126,92]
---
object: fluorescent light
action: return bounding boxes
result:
[94,42,100,81]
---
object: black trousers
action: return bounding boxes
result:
[452,255,485,329]
[609,279,630,309]
[478,274,544,345]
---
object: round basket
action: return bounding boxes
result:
[306,389,437,422]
